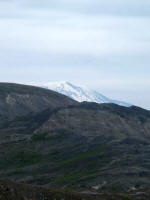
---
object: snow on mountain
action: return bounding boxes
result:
[41,81,132,107]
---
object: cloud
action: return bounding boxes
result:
[19,0,150,17]
[1,0,150,19]
[0,15,150,56]
[0,0,150,109]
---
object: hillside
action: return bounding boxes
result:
[0,86,150,191]
[0,82,76,121]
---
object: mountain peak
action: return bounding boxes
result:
[40,81,132,107]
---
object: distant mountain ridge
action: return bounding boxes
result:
[40,81,132,107]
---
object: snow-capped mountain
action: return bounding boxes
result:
[40,81,132,107]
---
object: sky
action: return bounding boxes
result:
[0,0,150,109]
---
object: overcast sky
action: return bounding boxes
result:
[0,0,150,109]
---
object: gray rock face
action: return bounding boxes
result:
[37,103,150,141]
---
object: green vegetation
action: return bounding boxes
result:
[0,150,43,169]
[31,133,52,141]
[55,145,109,168]
[54,169,98,185]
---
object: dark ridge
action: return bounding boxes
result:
[56,101,150,118]
[0,82,77,121]
[0,82,75,99]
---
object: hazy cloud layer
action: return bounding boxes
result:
[1,0,150,17]
[0,0,150,109]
